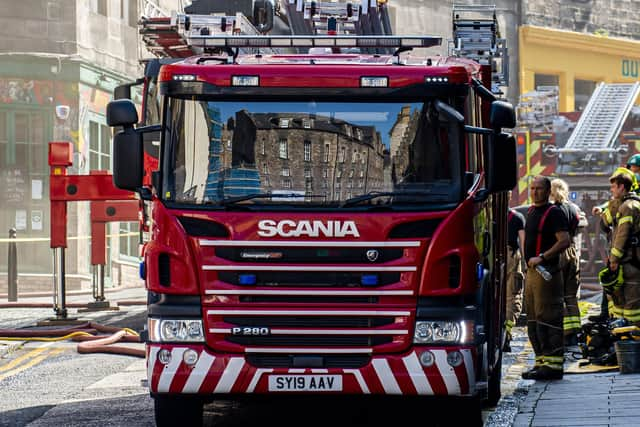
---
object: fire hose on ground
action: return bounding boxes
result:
[0,321,145,358]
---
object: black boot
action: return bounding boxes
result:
[521,366,540,380]
[529,365,563,380]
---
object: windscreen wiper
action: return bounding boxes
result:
[217,193,293,205]
[340,190,436,208]
[217,192,326,206]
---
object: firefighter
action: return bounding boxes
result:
[592,154,640,217]
[550,178,586,347]
[627,154,640,181]
[522,176,570,380]
[505,192,525,352]
[589,197,622,322]
[607,168,640,326]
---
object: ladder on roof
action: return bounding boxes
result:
[554,82,640,174]
[283,0,392,52]
[448,4,508,92]
[139,11,273,58]
[563,82,640,152]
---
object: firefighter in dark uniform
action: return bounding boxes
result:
[550,178,585,346]
[607,168,640,326]
[522,176,570,380]
[505,200,525,352]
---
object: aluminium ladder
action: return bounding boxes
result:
[563,82,640,152]
[555,82,640,174]
[448,4,508,92]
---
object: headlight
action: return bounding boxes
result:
[413,320,473,344]
[148,318,205,342]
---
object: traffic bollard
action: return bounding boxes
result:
[8,228,18,302]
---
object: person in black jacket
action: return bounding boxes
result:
[522,176,570,380]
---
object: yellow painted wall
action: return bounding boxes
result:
[519,25,640,112]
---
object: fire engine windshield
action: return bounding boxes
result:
[164,98,463,207]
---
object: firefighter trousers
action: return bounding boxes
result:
[560,245,581,336]
[505,249,524,339]
[525,266,564,371]
[608,262,640,325]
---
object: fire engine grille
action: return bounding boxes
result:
[238,295,378,304]
[218,271,401,286]
[223,316,395,328]
[209,313,410,354]
[246,354,371,369]
[226,335,392,346]
[215,247,403,263]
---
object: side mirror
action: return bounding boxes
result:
[113,128,143,191]
[490,100,516,130]
[485,133,517,193]
[107,99,138,127]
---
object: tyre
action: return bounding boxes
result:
[154,395,203,427]
[485,350,502,407]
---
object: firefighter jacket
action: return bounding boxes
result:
[610,195,640,264]
[602,198,622,229]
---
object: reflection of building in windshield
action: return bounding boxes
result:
[216,110,388,201]
[388,105,417,187]
[204,106,260,200]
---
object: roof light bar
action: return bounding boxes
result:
[188,35,442,50]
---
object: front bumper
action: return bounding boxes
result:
[147,344,477,396]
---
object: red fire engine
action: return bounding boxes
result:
[104,4,516,425]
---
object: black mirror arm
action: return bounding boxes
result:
[471,78,496,102]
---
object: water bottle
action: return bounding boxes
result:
[535,264,552,281]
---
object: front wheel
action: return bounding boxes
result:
[154,395,203,427]
[485,352,502,407]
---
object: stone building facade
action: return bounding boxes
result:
[0,0,146,295]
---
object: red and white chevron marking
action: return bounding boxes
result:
[147,345,477,396]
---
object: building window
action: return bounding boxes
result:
[304,140,311,162]
[89,121,112,170]
[534,73,559,91]
[303,118,312,129]
[119,222,139,259]
[282,179,291,189]
[281,167,290,177]
[262,163,268,174]
[338,147,345,163]
[261,139,266,155]
[336,169,342,178]
[279,139,288,159]
[304,168,311,178]
[575,79,597,112]
[322,169,328,178]
[324,144,330,162]
[279,118,290,128]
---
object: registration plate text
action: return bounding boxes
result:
[268,375,342,392]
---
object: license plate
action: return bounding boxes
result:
[268,375,342,392]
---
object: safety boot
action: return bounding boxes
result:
[521,367,540,380]
[529,365,563,380]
